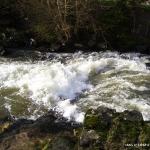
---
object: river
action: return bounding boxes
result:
[0,51,150,122]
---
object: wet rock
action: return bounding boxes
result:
[84,107,116,130]
[83,107,149,150]
[50,136,76,150]
[0,132,33,150]
[0,119,34,141]
[74,43,84,48]
[146,62,150,67]
[6,49,42,60]
[97,43,107,49]
[139,123,150,144]
[106,117,142,150]
[0,110,79,150]
[0,107,11,122]
[88,40,96,47]
[135,45,149,54]
[122,110,143,121]
[51,43,61,51]
[32,110,81,133]
[97,107,116,121]
[0,107,150,150]
[0,46,5,56]
[0,107,13,136]
[80,129,99,147]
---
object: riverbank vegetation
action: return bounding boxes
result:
[0,0,150,52]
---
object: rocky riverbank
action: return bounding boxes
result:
[0,106,150,150]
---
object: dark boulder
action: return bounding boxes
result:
[146,62,150,67]
[0,107,150,150]
[0,46,5,56]
[84,106,116,130]
[122,110,143,121]
[32,110,81,133]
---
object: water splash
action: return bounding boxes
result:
[0,51,149,122]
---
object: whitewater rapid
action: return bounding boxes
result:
[0,51,149,122]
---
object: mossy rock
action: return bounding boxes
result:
[83,107,115,149]
[0,107,150,150]
[49,135,77,150]
[83,107,149,150]
[139,123,150,144]
[106,117,142,150]
[84,114,101,130]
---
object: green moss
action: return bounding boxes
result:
[106,117,142,150]
[139,124,150,143]
[1,107,150,150]
[84,109,111,147]
[84,113,102,130]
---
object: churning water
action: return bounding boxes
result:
[0,51,150,122]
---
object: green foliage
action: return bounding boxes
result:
[0,0,150,49]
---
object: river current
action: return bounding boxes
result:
[0,51,150,122]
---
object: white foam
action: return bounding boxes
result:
[0,52,149,122]
[56,99,85,122]
[0,62,92,102]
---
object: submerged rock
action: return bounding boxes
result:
[0,107,12,122]
[146,62,150,67]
